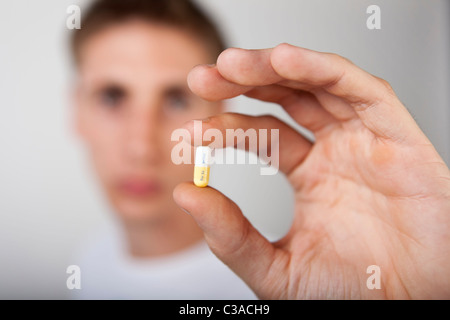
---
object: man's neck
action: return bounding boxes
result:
[122,209,204,258]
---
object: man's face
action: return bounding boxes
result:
[75,20,220,222]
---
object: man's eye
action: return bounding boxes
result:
[99,86,125,108]
[164,89,190,112]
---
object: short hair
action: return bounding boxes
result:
[71,0,226,65]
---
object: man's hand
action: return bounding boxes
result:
[173,43,450,299]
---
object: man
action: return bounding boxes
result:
[73,0,450,300]
[71,0,255,299]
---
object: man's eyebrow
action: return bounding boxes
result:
[86,81,128,96]
[162,84,191,96]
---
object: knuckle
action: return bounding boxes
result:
[217,47,242,68]
[374,75,391,88]
[274,42,291,51]
[375,76,396,97]
[380,78,393,91]
[271,43,293,64]
[328,52,353,65]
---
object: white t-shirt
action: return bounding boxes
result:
[71,223,257,300]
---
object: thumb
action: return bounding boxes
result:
[173,182,283,298]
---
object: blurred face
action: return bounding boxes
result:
[75,20,220,223]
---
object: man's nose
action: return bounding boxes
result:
[125,108,161,165]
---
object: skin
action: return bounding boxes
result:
[173,43,450,299]
[75,20,221,257]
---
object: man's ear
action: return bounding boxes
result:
[71,84,86,140]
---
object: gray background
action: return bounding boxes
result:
[0,0,448,298]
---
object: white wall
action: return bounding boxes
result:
[0,0,448,298]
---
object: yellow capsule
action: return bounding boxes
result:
[193,166,210,188]
[194,146,211,187]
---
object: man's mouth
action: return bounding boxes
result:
[118,177,163,197]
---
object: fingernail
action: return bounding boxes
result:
[181,208,191,215]
[205,63,216,68]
